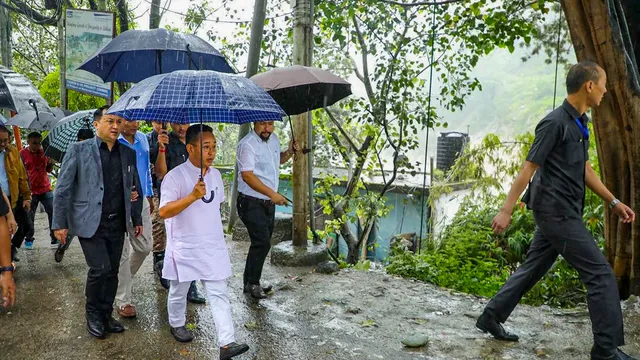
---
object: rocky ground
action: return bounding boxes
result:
[1,212,640,359]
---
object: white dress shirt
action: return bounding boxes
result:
[236,131,281,200]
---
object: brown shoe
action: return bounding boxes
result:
[117,304,137,318]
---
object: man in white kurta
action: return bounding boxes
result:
[159,125,248,359]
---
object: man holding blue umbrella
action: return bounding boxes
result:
[107,69,290,305]
[152,122,207,304]
[159,124,249,359]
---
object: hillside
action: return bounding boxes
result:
[409,47,577,165]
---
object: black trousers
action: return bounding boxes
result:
[485,212,624,349]
[78,217,125,316]
[238,194,275,286]
[26,192,55,243]
[10,196,34,249]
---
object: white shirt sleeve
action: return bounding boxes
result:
[159,172,180,208]
[237,142,256,172]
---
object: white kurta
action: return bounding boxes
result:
[159,161,231,282]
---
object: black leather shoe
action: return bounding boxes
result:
[54,247,65,263]
[591,345,637,360]
[170,326,194,343]
[187,281,206,304]
[245,284,267,299]
[475,312,519,342]
[104,316,125,333]
[220,342,250,359]
[86,313,106,339]
[243,284,272,294]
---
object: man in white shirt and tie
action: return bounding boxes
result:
[236,120,298,299]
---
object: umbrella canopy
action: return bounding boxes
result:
[250,65,352,116]
[108,70,285,203]
[44,110,95,162]
[0,65,54,114]
[6,107,66,130]
[107,70,286,124]
[78,28,235,83]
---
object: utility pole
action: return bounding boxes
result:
[58,9,67,109]
[227,0,268,233]
[291,0,313,247]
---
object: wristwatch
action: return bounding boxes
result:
[610,198,621,209]
[0,265,14,273]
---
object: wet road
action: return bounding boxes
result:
[2,213,640,359]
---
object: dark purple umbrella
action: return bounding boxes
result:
[250,65,351,116]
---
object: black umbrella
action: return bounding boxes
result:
[77,28,235,83]
[0,65,54,115]
[6,107,66,130]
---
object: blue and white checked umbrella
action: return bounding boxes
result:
[107,70,285,202]
[107,70,286,124]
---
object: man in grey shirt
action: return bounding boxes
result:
[476,61,636,360]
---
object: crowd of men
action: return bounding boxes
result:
[0,106,298,360]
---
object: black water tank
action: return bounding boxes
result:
[436,132,469,174]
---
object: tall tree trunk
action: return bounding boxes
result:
[562,0,640,298]
[149,0,161,29]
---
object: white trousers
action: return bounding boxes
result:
[115,199,153,307]
[168,279,235,347]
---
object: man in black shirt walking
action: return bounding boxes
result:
[475,61,637,360]
[53,108,143,339]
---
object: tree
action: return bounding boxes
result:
[561,0,640,298]
[5,0,135,88]
[311,0,550,263]
[39,67,106,110]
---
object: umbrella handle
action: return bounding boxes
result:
[201,175,215,203]
[202,191,215,203]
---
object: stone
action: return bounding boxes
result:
[346,306,361,314]
[401,335,429,348]
[231,218,251,242]
[316,261,340,274]
[271,212,294,245]
[232,212,292,245]
[534,345,548,357]
[270,241,328,267]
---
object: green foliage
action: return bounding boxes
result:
[39,68,107,111]
[389,130,604,308]
[387,196,591,307]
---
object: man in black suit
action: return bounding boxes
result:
[53,108,143,339]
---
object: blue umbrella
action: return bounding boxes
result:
[77,28,235,83]
[107,70,285,202]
